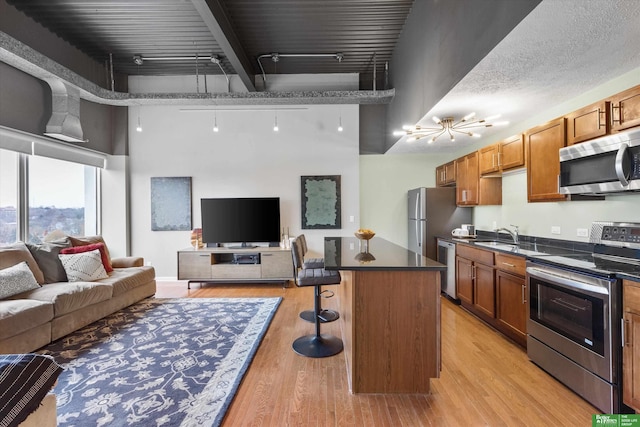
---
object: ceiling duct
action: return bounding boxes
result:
[43,78,87,143]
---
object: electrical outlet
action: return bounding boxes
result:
[551,226,561,235]
[577,228,589,237]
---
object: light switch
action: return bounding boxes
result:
[551,226,561,235]
[577,228,589,237]
[349,215,355,223]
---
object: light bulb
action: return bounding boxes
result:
[432,116,441,124]
[213,125,219,132]
[136,116,142,132]
[213,113,219,132]
[338,125,343,132]
[393,130,407,136]
[273,113,279,131]
[273,124,279,132]
[463,112,476,121]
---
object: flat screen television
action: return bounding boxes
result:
[201,197,280,248]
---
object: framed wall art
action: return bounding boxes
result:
[150,176,192,231]
[301,175,341,229]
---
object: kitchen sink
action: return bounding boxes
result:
[474,241,519,252]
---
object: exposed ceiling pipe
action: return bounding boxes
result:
[257,53,344,87]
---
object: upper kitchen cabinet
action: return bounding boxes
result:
[566,101,610,145]
[611,84,640,132]
[479,134,525,176]
[436,161,456,187]
[525,117,567,203]
[456,152,501,206]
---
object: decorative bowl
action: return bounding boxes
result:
[354,230,375,240]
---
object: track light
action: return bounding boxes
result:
[213,111,219,132]
[273,112,279,132]
[136,115,142,132]
[338,114,343,132]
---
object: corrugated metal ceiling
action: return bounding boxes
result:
[6,0,414,88]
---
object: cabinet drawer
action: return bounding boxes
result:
[624,280,640,313]
[457,244,494,265]
[495,253,526,277]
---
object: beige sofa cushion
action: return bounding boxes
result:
[0,242,45,284]
[0,299,54,340]
[96,266,156,297]
[12,282,113,317]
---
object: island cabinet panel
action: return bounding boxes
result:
[525,117,568,202]
[623,280,640,412]
[611,85,640,132]
[338,269,440,394]
[566,101,610,145]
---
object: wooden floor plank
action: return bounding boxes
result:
[155,280,599,426]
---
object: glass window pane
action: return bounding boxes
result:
[27,156,98,243]
[0,149,18,246]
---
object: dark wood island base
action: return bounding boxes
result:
[324,237,445,394]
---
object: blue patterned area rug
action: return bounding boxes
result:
[39,297,282,427]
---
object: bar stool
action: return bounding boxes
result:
[296,234,339,323]
[291,238,343,358]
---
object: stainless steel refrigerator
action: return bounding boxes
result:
[408,187,471,259]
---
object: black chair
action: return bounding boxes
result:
[291,238,343,358]
[296,234,339,323]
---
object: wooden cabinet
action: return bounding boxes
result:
[479,135,525,176]
[177,247,293,285]
[456,153,479,205]
[436,161,456,187]
[456,245,495,321]
[525,117,567,203]
[623,279,640,411]
[611,84,640,132]
[456,151,502,206]
[566,100,610,145]
[500,134,526,171]
[479,144,500,175]
[495,253,527,347]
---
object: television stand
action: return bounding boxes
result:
[177,246,294,288]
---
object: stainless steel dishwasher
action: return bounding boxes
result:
[437,239,458,302]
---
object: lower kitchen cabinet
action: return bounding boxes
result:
[495,252,527,346]
[456,245,495,322]
[496,270,527,347]
[455,245,528,348]
[623,279,640,412]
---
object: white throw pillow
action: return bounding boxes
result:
[0,261,40,299]
[58,249,109,282]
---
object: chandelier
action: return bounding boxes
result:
[394,113,508,143]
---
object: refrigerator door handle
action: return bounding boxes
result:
[416,221,421,247]
[414,194,420,220]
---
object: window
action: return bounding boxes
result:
[27,156,98,243]
[0,149,18,246]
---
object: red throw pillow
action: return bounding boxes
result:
[60,243,113,273]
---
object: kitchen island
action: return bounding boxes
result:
[323,236,446,394]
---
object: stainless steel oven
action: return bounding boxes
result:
[527,261,622,413]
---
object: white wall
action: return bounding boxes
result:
[126,103,360,277]
[359,152,455,248]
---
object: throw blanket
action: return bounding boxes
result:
[0,353,63,427]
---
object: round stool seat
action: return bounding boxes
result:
[292,334,343,358]
[299,309,339,323]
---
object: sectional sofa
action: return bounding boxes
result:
[0,235,156,354]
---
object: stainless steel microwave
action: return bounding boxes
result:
[559,129,640,195]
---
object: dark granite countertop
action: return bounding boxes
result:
[323,236,445,271]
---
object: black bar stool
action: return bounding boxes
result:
[291,238,343,358]
[296,234,339,323]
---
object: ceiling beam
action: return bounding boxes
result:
[190,0,256,92]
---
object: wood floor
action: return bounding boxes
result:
[156,280,599,426]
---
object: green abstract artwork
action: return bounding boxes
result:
[301,175,341,229]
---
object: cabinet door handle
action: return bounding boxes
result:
[492,154,496,168]
[521,284,527,304]
[624,318,632,347]
[497,152,502,167]
[612,103,621,124]
[472,265,476,280]
[502,262,516,267]
[598,108,607,128]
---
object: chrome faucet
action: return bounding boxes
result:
[495,225,519,244]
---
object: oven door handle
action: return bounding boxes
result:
[526,267,610,297]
